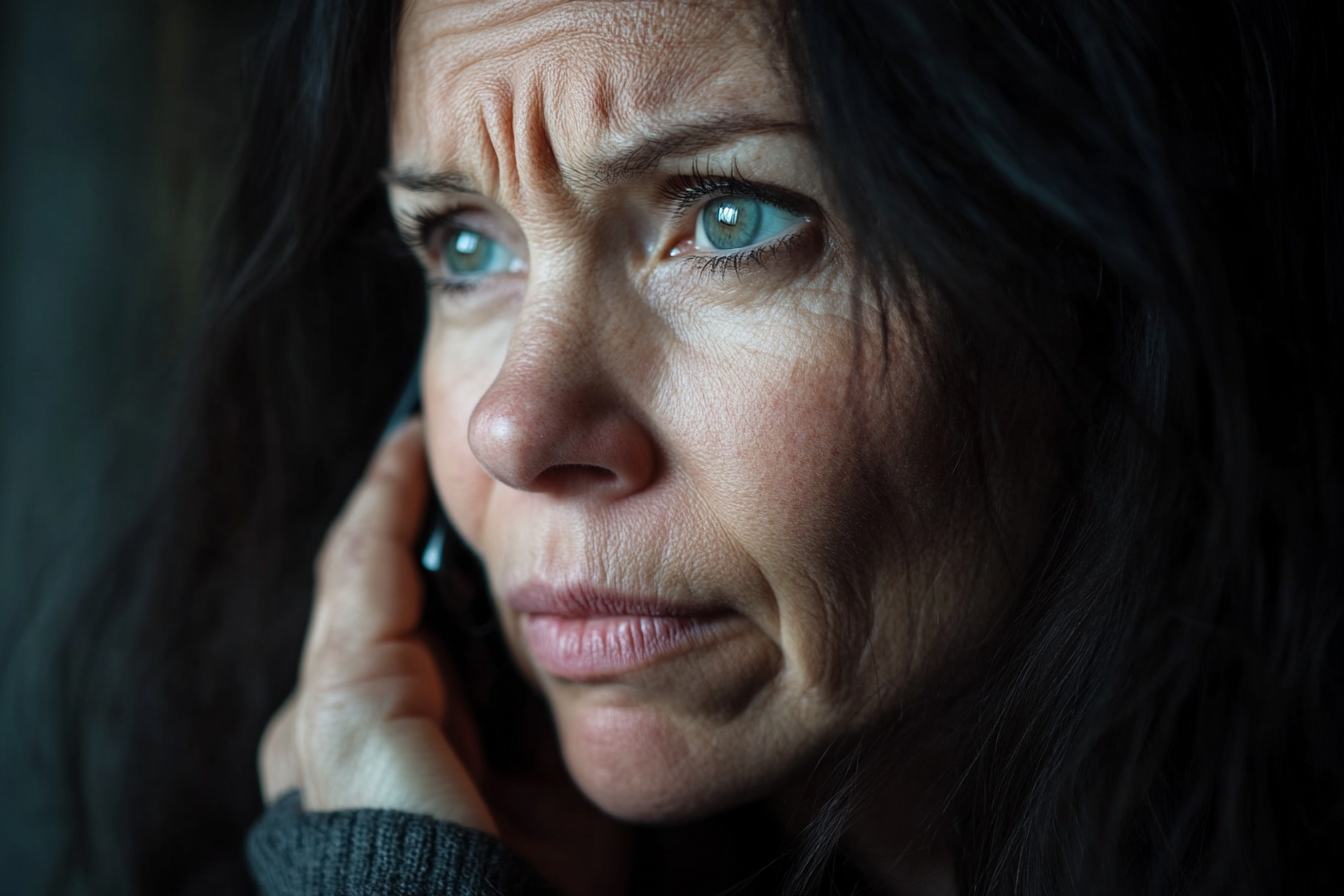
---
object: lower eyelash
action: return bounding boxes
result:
[685,230,808,280]
[425,272,482,295]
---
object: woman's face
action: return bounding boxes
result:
[391,0,1016,822]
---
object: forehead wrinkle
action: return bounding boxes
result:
[473,75,517,202]
[398,0,762,196]
[511,69,570,211]
[446,57,623,213]
[590,65,619,138]
[385,115,815,209]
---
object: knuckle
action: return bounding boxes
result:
[307,638,439,690]
[298,639,446,726]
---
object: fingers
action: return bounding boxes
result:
[259,696,299,802]
[258,417,497,835]
[437,650,487,782]
[306,419,429,675]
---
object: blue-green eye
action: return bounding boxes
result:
[695,197,804,252]
[442,228,519,277]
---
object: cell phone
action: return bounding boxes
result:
[384,368,530,766]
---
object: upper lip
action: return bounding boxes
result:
[505,581,728,618]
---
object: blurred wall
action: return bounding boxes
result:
[0,0,264,889]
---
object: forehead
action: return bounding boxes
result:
[392,0,793,185]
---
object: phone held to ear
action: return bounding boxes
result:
[384,369,530,766]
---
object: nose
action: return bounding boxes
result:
[467,317,656,500]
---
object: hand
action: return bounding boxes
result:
[258,418,633,895]
[259,418,496,832]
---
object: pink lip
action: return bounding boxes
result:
[507,584,732,681]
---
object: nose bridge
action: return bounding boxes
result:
[494,176,653,409]
[496,291,600,414]
[463,67,658,499]
[467,269,656,500]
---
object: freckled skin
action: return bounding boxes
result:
[390,0,1029,824]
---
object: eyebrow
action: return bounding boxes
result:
[382,115,809,195]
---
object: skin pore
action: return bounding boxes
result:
[259,2,1053,895]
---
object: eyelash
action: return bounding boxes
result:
[659,164,809,218]
[658,165,814,277]
[398,168,815,290]
[684,232,809,280]
[400,205,480,292]
[402,206,460,257]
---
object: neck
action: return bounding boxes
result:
[773,743,959,896]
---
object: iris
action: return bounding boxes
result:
[697,197,802,252]
[444,229,516,276]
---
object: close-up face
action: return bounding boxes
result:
[389,0,1024,823]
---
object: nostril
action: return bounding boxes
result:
[534,463,620,493]
[558,464,616,479]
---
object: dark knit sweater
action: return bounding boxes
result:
[246,790,827,895]
[246,792,553,895]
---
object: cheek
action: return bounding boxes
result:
[421,323,505,549]
[673,359,866,575]
[660,316,943,703]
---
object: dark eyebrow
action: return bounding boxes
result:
[380,168,477,194]
[593,116,809,185]
[381,115,808,195]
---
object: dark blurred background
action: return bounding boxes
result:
[0,0,266,889]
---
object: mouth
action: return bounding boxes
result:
[507,583,738,681]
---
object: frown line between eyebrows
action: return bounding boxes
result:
[381,115,810,197]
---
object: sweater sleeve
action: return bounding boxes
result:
[246,792,554,896]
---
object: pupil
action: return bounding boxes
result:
[447,229,489,274]
[453,231,480,255]
[704,198,761,250]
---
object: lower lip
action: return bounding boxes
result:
[521,613,730,681]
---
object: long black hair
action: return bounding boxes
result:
[55,0,1342,893]
[781,1,1344,893]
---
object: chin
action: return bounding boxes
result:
[551,697,787,824]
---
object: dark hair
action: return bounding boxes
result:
[55,0,1342,893]
[780,2,1344,893]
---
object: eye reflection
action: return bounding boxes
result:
[442,228,520,278]
[696,197,804,252]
